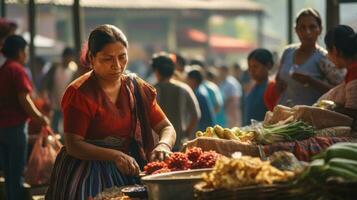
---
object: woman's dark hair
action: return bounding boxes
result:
[151,52,175,78]
[324,25,357,59]
[85,24,128,63]
[2,35,27,59]
[295,8,322,28]
[247,48,274,70]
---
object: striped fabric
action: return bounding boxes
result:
[45,147,139,200]
[263,136,357,161]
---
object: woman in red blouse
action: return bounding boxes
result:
[45,24,176,200]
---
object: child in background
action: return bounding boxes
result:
[243,49,274,126]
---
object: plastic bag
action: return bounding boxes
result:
[25,127,62,185]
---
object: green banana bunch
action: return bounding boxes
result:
[303,142,357,183]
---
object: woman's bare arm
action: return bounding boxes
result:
[150,118,176,161]
[153,118,176,149]
[18,92,49,126]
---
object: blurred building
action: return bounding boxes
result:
[5,0,264,63]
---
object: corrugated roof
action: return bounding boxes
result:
[6,0,264,12]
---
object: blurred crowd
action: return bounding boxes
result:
[1,5,357,199]
[0,7,349,156]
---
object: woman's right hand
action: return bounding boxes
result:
[113,151,140,176]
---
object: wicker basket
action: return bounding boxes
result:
[194,181,306,200]
[304,180,357,200]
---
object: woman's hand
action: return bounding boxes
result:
[291,72,312,86]
[113,151,140,176]
[151,119,176,161]
[150,143,172,162]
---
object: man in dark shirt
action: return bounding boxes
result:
[152,52,201,150]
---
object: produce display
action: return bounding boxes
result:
[256,120,315,144]
[166,152,191,170]
[268,151,305,172]
[143,161,168,175]
[315,126,352,137]
[191,151,220,169]
[195,125,255,143]
[300,142,357,183]
[202,156,296,190]
[195,120,315,145]
[143,147,220,175]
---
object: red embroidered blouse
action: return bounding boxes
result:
[61,72,165,140]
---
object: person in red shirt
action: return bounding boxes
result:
[0,35,49,200]
[264,80,280,111]
[45,24,176,200]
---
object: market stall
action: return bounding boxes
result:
[185,104,356,161]
[93,104,357,200]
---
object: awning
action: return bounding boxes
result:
[6,0,264,12]
[22,32,57,48]
[184,28,255,53]
[22,32,65,56]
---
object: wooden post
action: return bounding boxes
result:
[204,12,212,63]
[28,0,35,73]
[73,0,82,59]
[167,15,177,52]
[326,0,340,32]
[257,12,264,47]
[287,0,293,44]
[1,0,5,17]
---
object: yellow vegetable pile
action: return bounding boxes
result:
[195,125,255,143]
[202,156,295,190]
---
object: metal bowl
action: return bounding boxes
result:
[121,185,148,199]
[141,168,212,200]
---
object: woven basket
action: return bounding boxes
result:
[194,181,305,200]
[305,180,357,200]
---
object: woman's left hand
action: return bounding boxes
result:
[291,72,312,85]
[150,143,172,162]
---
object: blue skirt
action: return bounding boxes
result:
[45,147,139,200]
